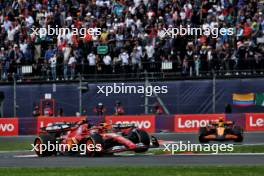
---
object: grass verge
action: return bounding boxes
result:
[0,166,264,176]
[0,139,32,151]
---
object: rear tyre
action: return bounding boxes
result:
[128,129,150,153]
[199,127,209,143]
[34,134,56,157]
[151,136,159,147]
[85,134,104,157]
[233,126,244,142]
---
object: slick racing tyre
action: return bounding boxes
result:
[151,136,160,147]
[128,129,150,153]
[85,134,104,157]
[199,127,209,143]
[34,134,56,157]
[233,126,244,142]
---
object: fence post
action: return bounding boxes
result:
[144,71,149,114]
[13,74,17,117]
[79,74,82,114]
[212,71,216,113]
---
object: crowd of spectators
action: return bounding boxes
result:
[0,0,263,81]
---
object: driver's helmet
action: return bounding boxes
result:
[208,120,214,127]
[99,123,112,130]
[218,117,224,123]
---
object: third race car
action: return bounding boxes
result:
[199,117,244,143]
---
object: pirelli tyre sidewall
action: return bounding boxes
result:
[199,127,209,143]
[233,126,244,142]
[84,133,104,157]
[128,129,150,153]
[34,134,56,157]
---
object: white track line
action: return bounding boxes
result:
[0,150,30,153]
[14,154,38,158]
[175,153,264,156]
[238,143,264,146]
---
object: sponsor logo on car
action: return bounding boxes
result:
[37,116,86,134]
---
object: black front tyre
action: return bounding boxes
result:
[199,127,209,143]
[128,129,150,153]
[34,134,56,157]
[84,133,104,157]
[151,136,159,147]
[233,126,244,142]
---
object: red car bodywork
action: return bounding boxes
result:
[34,120,159,156]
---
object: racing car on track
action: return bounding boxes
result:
[199,118,243,143]
[34,120,159,157]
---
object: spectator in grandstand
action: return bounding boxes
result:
[0,47,8,80]
[87,51,96,75]
[0,0,262,81]
[119,49,130,72]
[49,54,57,81]
[57,108,64,117]
[81,108,87,116]
[103,54,112,74]
[11,44,24,80]
[131,47,142,74]
[152,102,164,115]
[194,55,201,76]
[93,102,106,116]
[44,45,55,61]
[68,54,76,80]
[114,100,125,115]
[43,103,53,117]
[32,105,40,117]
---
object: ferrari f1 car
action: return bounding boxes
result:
[34,120,159,157]
[199,118,243,143]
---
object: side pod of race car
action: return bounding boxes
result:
[199,119,244,143]
[34,120,159,157]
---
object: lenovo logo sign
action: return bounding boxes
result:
[174,114,225,132]
[178,118,211,129]
[0,118,18,136]
[0,124,15,132]
[249,117,264,127]
[245,114,264,131]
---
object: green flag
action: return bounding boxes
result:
[255,93,264,106]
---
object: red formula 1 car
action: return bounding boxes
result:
[34,120,159,157]
[199,118,244,143]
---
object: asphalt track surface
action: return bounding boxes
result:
[0,132,264,167]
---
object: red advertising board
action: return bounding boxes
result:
[37,116,86,134]
[245,113,264,131]
[105,115,156,133]
[0,118,18,136]
[174,114,225,132]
